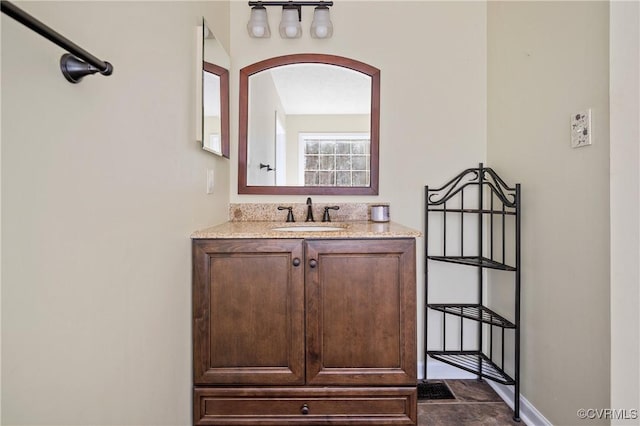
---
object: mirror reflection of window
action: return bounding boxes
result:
[299,133,370,187]
[208,134,221,153]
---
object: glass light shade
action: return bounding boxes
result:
[279,7,302,39]
[247,6,270,38]
[310,6,333,39]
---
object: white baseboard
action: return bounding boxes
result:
[421,359,552,426]
[487,381,552,426]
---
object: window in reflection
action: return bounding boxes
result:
[299,133,370,187]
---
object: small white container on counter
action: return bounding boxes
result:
[370,204,390,222]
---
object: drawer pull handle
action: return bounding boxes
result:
[300,403,310,415]
[292,258,301,267]
[309,259,317,268]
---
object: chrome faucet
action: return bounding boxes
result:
[305,197,315,222]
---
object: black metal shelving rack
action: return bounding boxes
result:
[423,163,521,421]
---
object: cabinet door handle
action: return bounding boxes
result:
[309,259,317,268]
[300,403,310,415]
[292,257,301,267]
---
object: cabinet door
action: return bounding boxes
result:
[193,239,305,385]
[305,239,417,386]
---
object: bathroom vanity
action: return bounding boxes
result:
[191,220,419,425]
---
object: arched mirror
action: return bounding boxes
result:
[197,18,230,158]
[238,54,380,195]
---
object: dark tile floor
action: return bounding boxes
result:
[418,380,524,425]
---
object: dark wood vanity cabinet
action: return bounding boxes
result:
[192,238,417,425]
[193,239,305,386]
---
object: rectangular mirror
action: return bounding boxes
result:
[197,18,230,158]
[238,54,380,195]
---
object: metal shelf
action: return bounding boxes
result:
[427,351,515,386]
[428,255,516,271]
[424,164,521,422]
[427,208,516,216]
[428,304,515,328]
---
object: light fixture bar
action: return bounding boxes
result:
[248,1,333,7]
[247,1,333,39]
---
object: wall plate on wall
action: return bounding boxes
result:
[571,109,592,148]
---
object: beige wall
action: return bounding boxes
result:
[487,2,610,424]
[1,2,230,424]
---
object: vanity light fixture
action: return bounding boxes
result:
[310,5,332,38]
[279,4,302,38]
[247,4,271,38]
[247,1,333,39]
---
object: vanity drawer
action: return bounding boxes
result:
[193,387,417,425]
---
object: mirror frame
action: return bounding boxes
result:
[238,54,380,195]
[203,61,230,158]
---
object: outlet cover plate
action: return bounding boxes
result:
[571,109,592,148]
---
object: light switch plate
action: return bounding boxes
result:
[571,109,592,148]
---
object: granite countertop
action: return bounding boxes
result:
[191,221,421,239]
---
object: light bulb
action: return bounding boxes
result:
[279,7,301,38]
[252,26,265,37]
[314,26,328,38]
[285,26,298,38]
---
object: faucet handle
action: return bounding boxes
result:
[277,206,295,222]
[322,206,340,222]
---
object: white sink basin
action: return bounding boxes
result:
[272,225,345,232]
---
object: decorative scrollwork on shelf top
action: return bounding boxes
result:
[426,164,517,207]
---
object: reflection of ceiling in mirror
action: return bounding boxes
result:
[203,72,221,116]
[269,64,371,115]
[203,19,231,68]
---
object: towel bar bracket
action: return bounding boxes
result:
[1,0,114,83]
